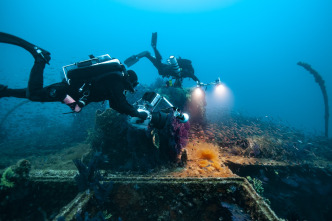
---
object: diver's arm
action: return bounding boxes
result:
[108,84,140,117]
[180,70,200,83]
[152,46,162,62]
[191,74,200,82]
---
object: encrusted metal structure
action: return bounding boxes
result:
[19,170,280,221]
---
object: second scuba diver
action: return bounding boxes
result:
[124,32,200,87]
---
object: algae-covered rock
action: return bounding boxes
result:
[89,109,129,153]
[0,167,15,188]
[0,159,31,188]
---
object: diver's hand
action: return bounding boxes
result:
[138,111,148,120]
[134,111,148,124]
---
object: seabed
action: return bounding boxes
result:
[1,138,331,220]
[1,87,331,220]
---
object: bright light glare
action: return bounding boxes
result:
[213,83,232,102]
[214,84,226,95]
[193,87,204,99]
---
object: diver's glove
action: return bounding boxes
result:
[138,111,148,120]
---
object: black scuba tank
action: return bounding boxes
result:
[62,54,124,85]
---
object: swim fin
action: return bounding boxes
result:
[0,32,51,64]
[151,32,157,48]
[124,51,150,67]
[124,55,140,67]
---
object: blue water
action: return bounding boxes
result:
[1,0,332,137]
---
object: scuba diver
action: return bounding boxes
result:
[124,32,200,87]
[0,32,148,120]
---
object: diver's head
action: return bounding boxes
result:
[125,70,139,93]
[177,58,194,74]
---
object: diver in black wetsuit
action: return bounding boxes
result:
[0,32,147,119]
[124,32,200,87]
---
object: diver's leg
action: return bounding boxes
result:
[0,85,7,95]
[124,50,160,68]
[174,78,183,88]
[0,58,58,101]
[27,79,68,102]
[0,32,55,101]
[0,81,67,101]
[145,52,164,70]
[124,51,151,67]
[0,60,47,100]
[0,85,26,98]
[0,32,51,64]
[26,58,67,102]
[26,58,46,101]
[152,46,162,62]
[6,89,27,98]
[151,32,163,62]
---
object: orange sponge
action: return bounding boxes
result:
[198,159,209,168]
[196,144,222,172]
[198,148,218,161]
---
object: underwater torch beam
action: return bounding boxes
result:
[297,61,329,137]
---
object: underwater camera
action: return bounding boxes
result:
[129,92,189,130]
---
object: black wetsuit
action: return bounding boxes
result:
[145,47,200,83]
[2,61,140,117]
[0,32,141,117]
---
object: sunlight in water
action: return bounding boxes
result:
[114,0,239,13]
